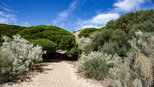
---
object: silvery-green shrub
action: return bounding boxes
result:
[1,35,45,75]
[128,31,154,58]
[134,56,153,87]
[76,37,92,52]
[77,51,120,80]
[109,31,154,87]
[0,47,14,75]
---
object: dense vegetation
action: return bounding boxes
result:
[0,35,45,81]
[30,39,57,53]
[0,24,26,44]
[78,28,101,38]
[0,24,79,82]
[106,9,154,33]
[19,25,78,59]
[76,9,154,87]
[19,25,75,50]
[0,24,78,59]
[79,9,154,57]
[0,9,153,86]
[0,24,26,37]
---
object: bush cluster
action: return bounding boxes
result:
[78,28,101,38]
[106,9,154,33]
[0,24,26,37]
[66,46,80,60]
[18,25,78,59]
[82,56,110,80]
[19,25,76,50]
[77,52,119,80]
[82,9,154,57]
[76,37,93,52]
[0,35,45,80]
[109,31,154,87]
[30,39,57,53]
[0,48,14,76]
[85,29,128,56]
[0,24,26,44]
[76,9,154,87]
[77,31,154,86]
[0,24,79,59]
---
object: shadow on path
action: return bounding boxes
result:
[43,52,71,62]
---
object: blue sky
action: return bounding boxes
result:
[0,0,154,32]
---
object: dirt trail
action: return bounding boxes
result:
[2,61,104,87]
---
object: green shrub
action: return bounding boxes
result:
[58,35,76,50]
[106,9,154,33]
[100,41,120,55]
[66,46,80,60]
[76,37,93,52]
[89,29,128,56]
[19,25,76,50]
[82,56,112,80]
[79,52,113,80]
[90,29,113,50]
[86,10,154,57]
[0,24,26,43]
[94,9,154,56]
[78,28,101,38]
[0,24,78,59]
[101,26,107,30]
[18,25,78,59]
[0,24,26,37]
[101,41,127,56]
[109,31,154,87]
[30,39,57,53]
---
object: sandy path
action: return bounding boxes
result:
[2,61,104,87]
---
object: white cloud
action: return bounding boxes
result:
[87,13,120,24]
[76,13,120,30]
[0,11,17,24]
[58,0,77,18]
[75,0,150,30]
[0,2,17,24]
[0,3,30,26]
[52,0,78,24]
[114,0,146,12]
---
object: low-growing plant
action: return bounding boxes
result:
[78,51,115,80]
[82,57,110,80]
[0,48,14,76]
[109,31,154,87]
[109,59,135,87]
[76,37,93,52]
[85,29,129,56]
[0,35,45,79]
[134,56,153,87]
[109,55,153,87]
[100,41,120,55]
[66,46,80,60]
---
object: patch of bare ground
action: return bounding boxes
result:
[1,61,110,87]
